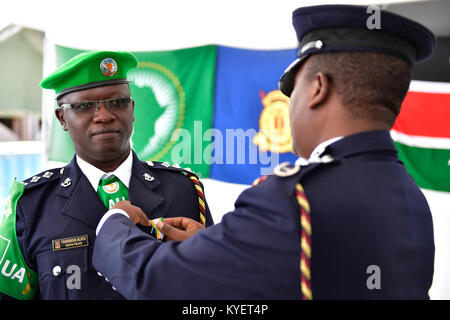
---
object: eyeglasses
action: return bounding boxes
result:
[60,97,133,114]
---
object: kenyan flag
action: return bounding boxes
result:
[400,37,450,300]
[391,36,450,194]
[392,81,450,193]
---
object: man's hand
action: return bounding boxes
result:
[156,217,205,241]
[112,201,151,227]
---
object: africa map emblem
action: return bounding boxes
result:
[102,182,120,194]
[253,90,293,153]
[128,62,185,161]
[100,58,118,77]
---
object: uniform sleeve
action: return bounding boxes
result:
[93,179,302,299]
[0,180,39,300]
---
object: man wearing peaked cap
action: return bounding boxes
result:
[278,4,435,97]
[0,51,213,300]
[92,5,435,300]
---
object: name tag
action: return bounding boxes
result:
[52,235,89,251]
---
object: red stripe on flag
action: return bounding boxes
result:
[393,91,450,138]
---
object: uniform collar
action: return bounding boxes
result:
[308,136,343,161]
[56,150,163,229]
[295,136,343,166]
[326,130,397,158]
[76,150,133,191]
[294,131,397,165]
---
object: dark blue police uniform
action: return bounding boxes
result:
[93,131,434,299]
[92,5,436,300]
[0,150,213,299]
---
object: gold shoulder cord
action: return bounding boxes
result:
[296,183,312,300]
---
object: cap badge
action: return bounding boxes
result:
[100,58,118,77]
[300,40,324,55]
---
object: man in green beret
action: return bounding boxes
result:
[0,51,213,300]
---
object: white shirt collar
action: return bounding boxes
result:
[295,136,343,166]
[76,150,133,191]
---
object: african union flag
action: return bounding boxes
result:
[48,45,216,177]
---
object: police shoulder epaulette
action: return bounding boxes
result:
[252,162,301,186]
[250,162,297,186]
[144,161,199,178]
[21,167,63,190]
[272,154,338,179]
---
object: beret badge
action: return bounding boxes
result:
[100,58,118,77]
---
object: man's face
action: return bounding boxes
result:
[55,83,135,165]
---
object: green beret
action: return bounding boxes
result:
[40,51,138,99]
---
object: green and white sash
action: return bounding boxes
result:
[0,180,39,299]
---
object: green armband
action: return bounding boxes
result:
[0,180,38,300]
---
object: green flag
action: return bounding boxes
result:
[48,45,217,178]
